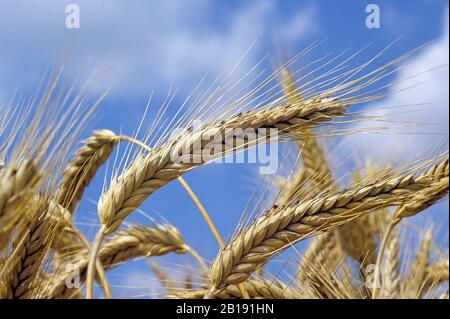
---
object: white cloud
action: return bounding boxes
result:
[276,5,318,43]
[337,9,449,163]
[0,0,317,98]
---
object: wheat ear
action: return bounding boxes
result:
[297,231,341,283]
[97,97,345,237]
[55,130,119,214]
[379,230,400,298]
[0,196,68,298]
[90,97,343,298]
[209,157,449,292]
[0,160,40,248]
[373,158,448,297]
[46,223,199,298]
[423,257,449,291]
[404,229,433,298]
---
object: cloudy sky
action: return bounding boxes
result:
[0,0,448,296]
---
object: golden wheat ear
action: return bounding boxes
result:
[43,222,205,298]
[0,160,40,249]
[209,155,448,293]
[0,195,69,299]
[55,129,119,215]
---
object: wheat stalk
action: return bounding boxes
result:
[209,156,449,292]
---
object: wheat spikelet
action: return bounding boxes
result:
[55,130,119,214]
[209,157,449,291]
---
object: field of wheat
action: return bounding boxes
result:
[0,35,448,300]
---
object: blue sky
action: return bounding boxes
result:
[0,1,448,297]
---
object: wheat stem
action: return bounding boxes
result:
[86,227,106,299]
[372,220,395,299]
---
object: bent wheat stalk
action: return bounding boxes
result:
[209,157,449,292]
